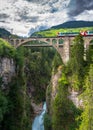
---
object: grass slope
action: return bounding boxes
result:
[32,27,93,37]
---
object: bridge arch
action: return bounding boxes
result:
[13,38,67,63]
[16,38,51,48]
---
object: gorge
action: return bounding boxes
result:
[0,34,93,130]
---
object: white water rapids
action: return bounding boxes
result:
[32,102,46,130]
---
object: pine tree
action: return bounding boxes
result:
[70,34,84,77]
[79,64,93,130]
[68,35,85,89]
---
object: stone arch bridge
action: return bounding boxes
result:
[5,36,93,64]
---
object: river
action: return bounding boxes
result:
[32,102,46,130]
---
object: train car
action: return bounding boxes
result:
[57,32,79,37]
[80,30,93,36]
[80,31,87,36]
[57,31,93,37]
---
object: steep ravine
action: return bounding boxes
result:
[47,66,82,110]
[46,64,83,130]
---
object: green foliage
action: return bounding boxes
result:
[46,34,93,130]
[78,64,93,130]
[46,83,52,113]
[15,46,25,68]
[44,113,52,130]
[52,52,63,74]
[4,78,25,130]
[69,74,80,91]
[0,38,56,129]
[70,35,84,75]
[0,38,16,58]
[52,75,68,130]
[68,35,85,89]
[24,47,55,103]
[1,33,93,130]
[0,43,32,130]
[0,91,8,122]
[52,73,68,130]
[52,73,81,130]
[4,77,32,130]
[86,45,93,65]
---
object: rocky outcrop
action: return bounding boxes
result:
[46,66,62,113]
[47,66,83,111]
[31,101,43,115]
[0,57,16,90]
[68,89,83,108]
[51,66,62,100]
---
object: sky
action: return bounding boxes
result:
[0,0,93,36]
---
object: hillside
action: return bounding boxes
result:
[51,21,93,29]
[31,21,93,37]
[0,28,11,38]
[0,28,19,38]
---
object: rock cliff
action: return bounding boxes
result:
[0,57,16,90]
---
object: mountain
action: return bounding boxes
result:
[51,21,93,29]
[0,28,19,38]
[0,28,11,38]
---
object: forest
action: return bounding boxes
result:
[0,34,93,130]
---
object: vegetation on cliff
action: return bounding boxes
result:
[0,38,16,58]
[52,73,81,130]
[45,35,93,130]
[78,64,93,130]
[68,34,85,90]
[24,46,56,103]
[0,39,33,130]
[0,33,93,130]
[0,38,57,130]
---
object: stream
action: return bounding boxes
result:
[32,102,46,130]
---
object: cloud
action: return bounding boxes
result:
[25,0,47,4]
[0,0,93,36]
[0,13,9,19]
[75,10,93,21]
[68,0,93,16]
[28,24,49,36]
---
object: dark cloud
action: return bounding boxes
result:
[0,13,9,19]
[0,21,6,23]
[19,15,39,23]
[48,0,59,13]
[50,7,58,13]
[16,8,39,23]
[25,0,47,4]
[26,16,39,23]
[25,0,59,6]
[68,0,93,16]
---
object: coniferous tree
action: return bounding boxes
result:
[70,34,84,76]
[78,64,93,130]
[68,35,85,89]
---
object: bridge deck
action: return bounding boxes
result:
[23,44,63,47]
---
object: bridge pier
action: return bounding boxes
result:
[59,37,70,64]
[54,37,70,64]
[84,37,91,50]
[56,39,59,48]
[84,37,92,60]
